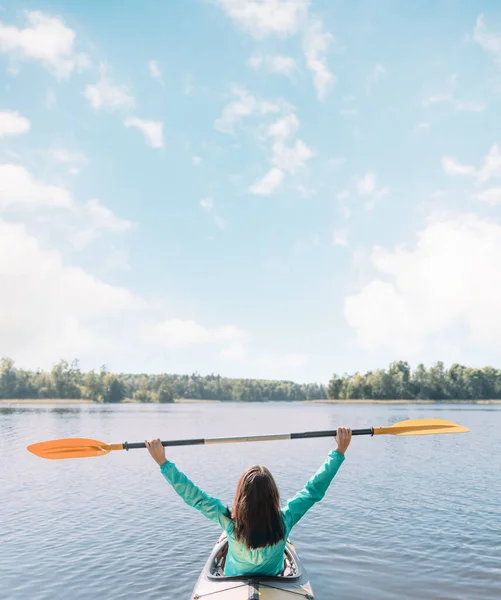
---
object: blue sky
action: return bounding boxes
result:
[1,1,501,383]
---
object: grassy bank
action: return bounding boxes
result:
[305,399,501,404]
[1,398,501,405]
[0,397,221,405]
[0,398,94,404]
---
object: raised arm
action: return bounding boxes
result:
[282,427,351,533]
[146,438,230,530]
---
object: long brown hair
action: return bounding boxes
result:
[231,465,285,549]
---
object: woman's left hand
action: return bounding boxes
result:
[145,438,167,466]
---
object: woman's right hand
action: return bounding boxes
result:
[145,438,168,466]
[335,427,352,455]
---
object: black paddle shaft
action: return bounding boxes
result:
[123,427,374,450]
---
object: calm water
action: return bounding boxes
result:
[1,402,500,600]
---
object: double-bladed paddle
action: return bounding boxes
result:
[27,418,468,460]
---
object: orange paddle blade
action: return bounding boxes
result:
[27,438,123,460]
[374,418,469,436]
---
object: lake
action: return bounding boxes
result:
[1,402,500,599]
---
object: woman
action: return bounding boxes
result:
[146,427,351,577]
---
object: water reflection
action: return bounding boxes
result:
[0,406,45,416]
[50,407,82,416]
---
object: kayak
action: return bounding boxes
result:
[191,533,314,599]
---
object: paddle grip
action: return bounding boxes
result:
[291,428,374,439]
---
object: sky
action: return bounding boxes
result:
[1,1,501,383]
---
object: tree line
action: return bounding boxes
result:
[328,361,501,400]
[0,358,327,403]
[2,357,499,403]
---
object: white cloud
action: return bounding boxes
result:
[0,164,73,209]
[249,167,285,195]
[84,69,135,112]
[0,111,30,136]
[212,0,309,38]
[357,172,388,209]
[0,219,142,366]
[473,14,501,63]
[477,144,501,182]
[0,11,90,78]
[84,199,132,232]
[124,116,164,149]
[248,53,298,78]
[214,87,280,134]
[212,2,334,101]
[0,163,132,251]
[148,59,163,83]
[200,197,213,210]
[345,212,501,354]
[71,199,133,249]
[251,111,313,194]
[357,172,377,195]
[149,318,245,349]
[267,113,299,140]
[441,156,476,176]
[192,156,202,166]
[442,144,501,182]
[271,138,314,173]
[475,188,501,205]
[333,228,348,246]
[214,215,226,230]
[302,18,335,101]
[365,186,389,211]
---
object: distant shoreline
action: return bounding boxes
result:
[305,399,501,405]
[0,399,95,404]
[0,398,221,405]
[1,398,501,405]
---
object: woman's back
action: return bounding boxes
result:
[225,521,287,576]
[146,429,351,577]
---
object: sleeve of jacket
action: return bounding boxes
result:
[160,460,231,530]
[282,449,345,533]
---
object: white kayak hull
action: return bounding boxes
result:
[191,534,314,599]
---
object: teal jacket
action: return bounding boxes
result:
[159,449,345,577]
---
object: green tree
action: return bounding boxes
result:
[0,358,17,399]
[134,389,155,403]
[158,380,174,403]
[327,375,343,399]
[103,375,126,403]
[83,370,106,401]
[51,360,81,399]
